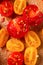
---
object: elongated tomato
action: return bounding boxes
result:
[25,31,41,48]
[14,0,26,15]
[24,47,38,65]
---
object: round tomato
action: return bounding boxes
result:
[0,1,13,17]
[7,16,29,38]
[23,5,43,26]
[8,52,24,65]
[23,5,39,20]
[6,38,24,52]
[30,12,43,26]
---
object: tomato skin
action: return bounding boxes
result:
[23,5,43,26]
[14,0,26,15]
[8,52,24,65]
[7,16,29,38]
[23,5,38,20]
[29,12,43,26]
[0,1,13,17]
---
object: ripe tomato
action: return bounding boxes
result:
[23,5,43,26]
[14,0,26,15]
[7,16,29,38]
[6,38,24,52]
[8,52,24,65]
[25,31,41,48]
[0,1,13,17]
[23,5,39,20]
[30,12,43,26]
[24,47,38,65]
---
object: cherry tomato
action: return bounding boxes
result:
[25,31,41,48]
[23,5,43,26]
[0,1,13,17]
[23,5,39,20]
[24,47,38,65]
[14,0,26,15]
[8,52,24,65]
[7,16,29,38]
[30,12,43,26]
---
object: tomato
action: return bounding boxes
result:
[8,52,24,65]
[7,16,29,38]
[24,47,38,65]
[0,28,9,47]
[23,5,39,20]
[30,12,43,26]
[0,1,13,17]
[25,31,41,48]
[23,5,43,26]
[6,38,24,52]
[14,0,26,15]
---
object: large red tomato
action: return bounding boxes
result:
[7,16,29,38]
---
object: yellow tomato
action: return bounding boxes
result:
[0,28,9,47]
[6,38,24,52]
[14,0,26,15]
[24,47,38,65]
[25,31,41,48]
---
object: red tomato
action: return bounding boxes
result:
[0,1,13,17]
[30,12,43,26]
[23,5,43,26]
[8,52,24,65]
[7,16,29,38]
[23,5,39,20]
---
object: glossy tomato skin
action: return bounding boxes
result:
[0,1,13,17]
[23,5,38,20]
[7,16,29,38]
[8,52,24,65]
[23,5,43,26]
[29,12,43,26]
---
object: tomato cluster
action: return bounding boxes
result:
[0,0,43,38]
[0,0,42,65]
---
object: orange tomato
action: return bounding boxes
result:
[0,28,9,47]
[25,31,41,48]
[6,38,24,52]
[24,47,38,65]
[14,0,26,15]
